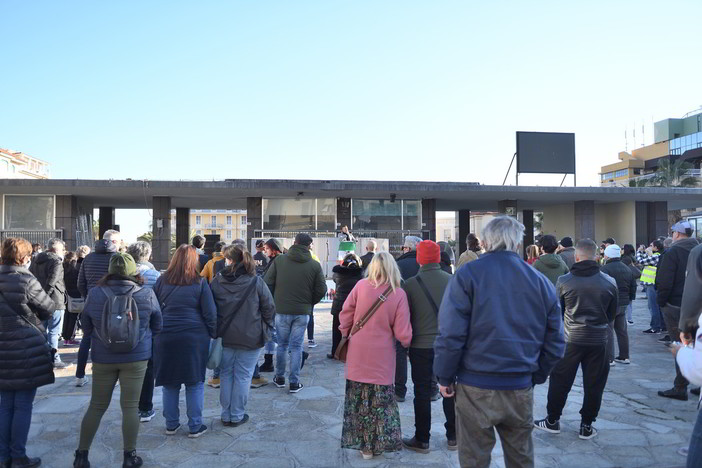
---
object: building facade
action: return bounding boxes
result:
[191,209,247,241]
[0,148,50,179]
[600,112,702,187]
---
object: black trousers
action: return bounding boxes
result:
[138,357,154,412]
[331,314,342,356]
[409,347,456,443]
[662,304,688,389]
[546,342,610,425]
[395,341,408,398]
[62,311,80,341]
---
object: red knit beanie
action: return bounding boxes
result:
[417,240,441,266]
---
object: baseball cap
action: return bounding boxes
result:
[604,244,621,259]
[255,240,265,248]
[671,220,693,234]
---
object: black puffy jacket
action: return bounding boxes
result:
[331,265,363,316]
[0,265,56,391]
[78,239,118,298]
[656,237,700,308]
[601,258,636,307]
[556,260,618,345]
[29,251,66,310]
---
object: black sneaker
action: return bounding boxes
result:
[402,436,430,454]
[691,387,701,396]
[273,376,285,388]
[188,424,208,438]
[579,423,597,440]
[447,439,457,451]
[165,423,181,435]
[534,417,561,434]
[658,387,688,401]
[289,382,304,393]
[139,409,155,422]
[395,394,405,402]
[658,335,671,343]
[9,457,41,468]
[643,328,660,334]
[122,450,143,468]
[225,414,249,427]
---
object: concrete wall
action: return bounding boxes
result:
[541,203,575,240]
[595,201,636,246]
[631,141,670,161]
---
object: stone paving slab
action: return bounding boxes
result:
[27,295,697,467]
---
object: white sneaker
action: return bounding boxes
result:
[75,376,90,387]
[614,357,630,364]
[308,340,318,348]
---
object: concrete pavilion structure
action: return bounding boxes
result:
[1,178,700,269]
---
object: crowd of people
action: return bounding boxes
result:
[0,216,701,468]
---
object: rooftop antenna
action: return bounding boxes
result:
[624,128,628,152]
[641,123,645,147]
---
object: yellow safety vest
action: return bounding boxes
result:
[640,253,660,284]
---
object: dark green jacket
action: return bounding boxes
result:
[402,263,451,348]
[533,253,569,286]
[263,245,327,315]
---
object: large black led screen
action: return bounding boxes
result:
[516,132,575,174]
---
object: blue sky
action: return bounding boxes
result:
[2,1,701,239]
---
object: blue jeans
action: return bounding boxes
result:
[76,334,92,378]
[162,382,204,433]
[626,303,633,322]
[44,309,64,353]
[0,388,37,461]
[689,409,702,468]
[646,286,663,330]
[275,314,309,385]
[219,347,260,423]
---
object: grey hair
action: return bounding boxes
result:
[663,237,673,248]
[403,236,422,251]
[232,238,246,247]
[127,241,152,263]
[481,216,524,253]
[366,239,377,251]
[46,238,65,252]
[103,229,121,241]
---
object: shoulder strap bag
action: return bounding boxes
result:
[415,275,439,315]
[0,288,52,360]
[334,284,393,363]
[207,277,258,369]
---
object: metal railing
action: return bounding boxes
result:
[601,169,701,187]
[254,229,430,256]
[0,230,63,245]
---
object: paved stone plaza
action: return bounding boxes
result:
[28,293,696,468]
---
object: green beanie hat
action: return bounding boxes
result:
[108,253,137,277]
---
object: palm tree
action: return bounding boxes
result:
[647,158,699,188]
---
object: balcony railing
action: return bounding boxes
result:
[0,230,63,245]
[204,224,225,229]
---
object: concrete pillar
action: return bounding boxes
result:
[458,209,470,255]
[337,198,351,231]
[522,209,534,259]
[175,208,190,248]
[151,197,172,271]
[574,200,595,241]
[497,200,518,217]
[421,199,436,241]
[246,197,262,248]
[649,201,668,243]
[55,196,79,250]
[98,207,115,239]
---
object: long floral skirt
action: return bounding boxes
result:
[341,379,402,454]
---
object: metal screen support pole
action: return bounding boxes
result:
[502,152,517,186]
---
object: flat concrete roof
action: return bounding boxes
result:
[1,178,701,211]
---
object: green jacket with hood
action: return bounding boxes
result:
[402,263,451,348]
[533,253,570,286]
[263,244,327,315]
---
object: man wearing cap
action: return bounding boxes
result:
[401,240,456,453]
[264,233,327,393]
[601,244,637,365]
[557,237,576,269]
[253,240,269,276]
[656,220,700,401]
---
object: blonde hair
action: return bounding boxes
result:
[366,252,402,293]
[526,244,540,260]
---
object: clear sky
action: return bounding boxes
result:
[2,1,701,239]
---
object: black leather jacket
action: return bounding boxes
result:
[556,260,618,345]
[29,251,66,310]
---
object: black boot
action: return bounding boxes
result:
[10,457,41,468]
[259,354,274,372]
[73,450,90,468]
[122,451,142,468]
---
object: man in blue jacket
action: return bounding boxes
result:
[434,216,565,468]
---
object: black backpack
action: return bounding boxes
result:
[96,285,142,353]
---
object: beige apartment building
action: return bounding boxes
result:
[0,148,50,179]
[191,209,248,241]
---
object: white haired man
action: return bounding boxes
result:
[434,216,565,467]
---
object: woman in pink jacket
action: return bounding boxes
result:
[339,252,412,460]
